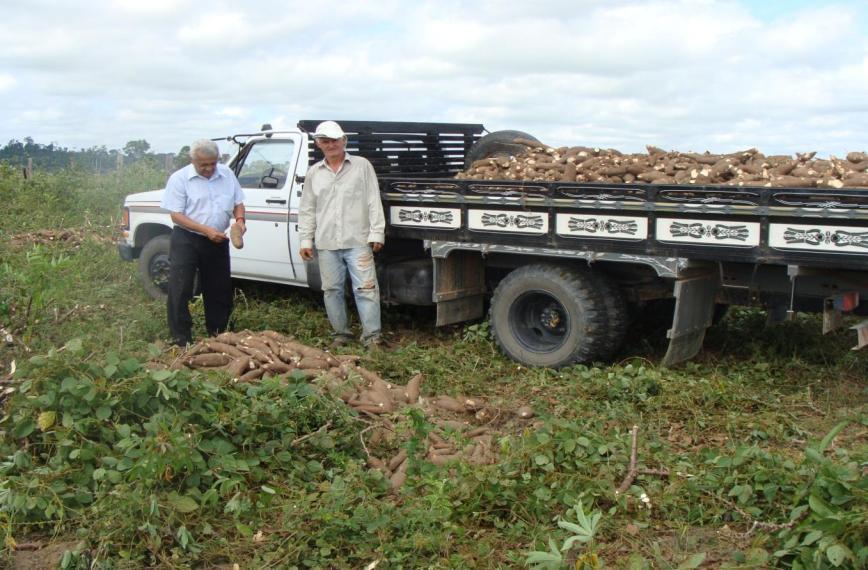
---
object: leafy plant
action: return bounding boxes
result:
[526,501,602,569]
[0,338,363,565]
[770,420,867,569]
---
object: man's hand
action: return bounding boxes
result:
[299,248,314,261]
[206,228,228,243]
[371,242,384,253]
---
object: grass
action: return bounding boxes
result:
[0,165,866,569]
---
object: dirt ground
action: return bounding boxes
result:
[10,540,79,569]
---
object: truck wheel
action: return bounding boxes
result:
[465,130,541,168]
[137,235,201,302]
[588,271,628,360]
[489,264,606,368]
[138,235,172,301]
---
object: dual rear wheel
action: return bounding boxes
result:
[489,264,627,368]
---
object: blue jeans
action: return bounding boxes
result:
[317,246,381,343]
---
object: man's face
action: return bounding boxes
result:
[315,136,347,161]
[192,152,218,179]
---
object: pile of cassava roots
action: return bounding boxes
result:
[169,330,537,490]
[457,139,868,188]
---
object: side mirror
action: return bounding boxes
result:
[260,175,279,189]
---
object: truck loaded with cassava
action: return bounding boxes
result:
[118,120,868,367]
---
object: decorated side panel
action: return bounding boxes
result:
[467,209,549,235]
[389,205,461,230]
[656,217,761,248]
[555,213,648,241]
[769,223,868,253]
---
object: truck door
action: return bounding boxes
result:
[288,160,310,286]
[230,135,306,284]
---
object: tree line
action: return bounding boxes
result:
[0,137,192,173]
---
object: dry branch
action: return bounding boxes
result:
[290,420,333,447]
[615,424,640,495]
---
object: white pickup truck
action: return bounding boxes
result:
[119,120,868,367]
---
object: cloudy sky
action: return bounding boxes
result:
[1,0,867,157]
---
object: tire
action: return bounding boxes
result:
[588,271,628,360]
[465,130,541,168]
[137,234,201,302]
[139,234,170,301]
[489,264,606,368]
[138,235,172,301]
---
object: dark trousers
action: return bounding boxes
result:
[167,227,233,344]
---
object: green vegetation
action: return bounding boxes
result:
[1,137,189,174]
[0,166,866,568]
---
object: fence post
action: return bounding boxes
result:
[116,153,123,172]
[165,154,173,173]
[24,157,32,180]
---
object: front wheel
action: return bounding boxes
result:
[138,234,172,301]
[137,234,200,301]
[489,264,606,368]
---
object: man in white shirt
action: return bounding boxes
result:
[161,140,246,346]
[298,121,386,348]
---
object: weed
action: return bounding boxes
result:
[526,501,602,569]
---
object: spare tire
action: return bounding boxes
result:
[465,130,541,169]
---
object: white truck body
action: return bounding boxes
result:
[122,130,311,286]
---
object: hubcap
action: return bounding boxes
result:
[509,291,569,353]
[150,254,170,292]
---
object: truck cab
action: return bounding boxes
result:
[119,127,309,296]
[119,121,484,300]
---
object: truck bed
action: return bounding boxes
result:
[380,177,868,271]
[296,119,868,271]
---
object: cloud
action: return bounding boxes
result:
[0,74,16,91]
[0,0,866,157]
[177,11,253,46]
[217,107,251,120]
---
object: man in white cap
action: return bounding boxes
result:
[298,121,386,348]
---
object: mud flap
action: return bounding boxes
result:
[433,250,485,326]
[852,320,868,351]
[662,266,719,367]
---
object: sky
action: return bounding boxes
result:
[1,0,867,158]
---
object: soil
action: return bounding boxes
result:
[10,540,79,569]
[7,228,114,248]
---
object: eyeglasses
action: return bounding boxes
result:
[315,137,341,145]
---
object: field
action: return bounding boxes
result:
[0,164,865,569]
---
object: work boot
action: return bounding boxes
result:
[330,334,353,348]
[364,336,385,352]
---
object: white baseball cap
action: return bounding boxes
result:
[313,120,346,139]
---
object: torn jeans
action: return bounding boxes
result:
[317,246,381,343]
